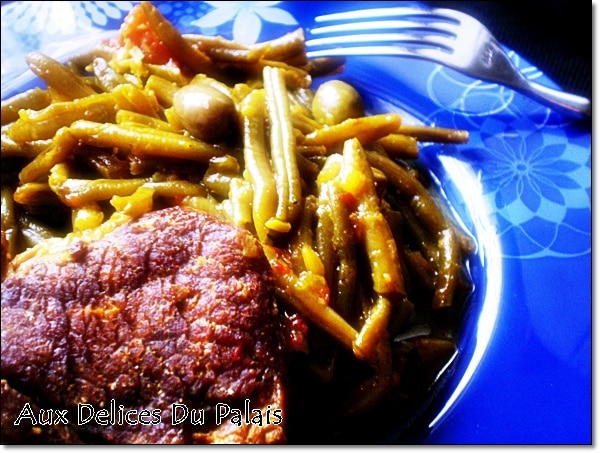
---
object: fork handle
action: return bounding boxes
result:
[520,80,591,118]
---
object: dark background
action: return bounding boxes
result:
[424,1,592,101]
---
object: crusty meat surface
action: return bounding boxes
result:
[1,206,285,444]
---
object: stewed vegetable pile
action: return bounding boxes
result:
[1,1,474,443]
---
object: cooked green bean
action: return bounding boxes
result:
[116,110,175,132]
[291,105,320,135]
[303,114,402,147]
[1,87,51,125]
[180,194,222,218]
[92,57,128,92]
[1,128,51,159]
[68,120,228,162]
[315,188,336,281]
[353,295,392,361]
[224,177,254,229]
[146,63,189,86]
[401,247,435,292]
[264,66,302,232]
[18,212,61,248]
[140,1,215,77]
[339,139,406,299]
[13,182,59,206]
[110,186,155,218]
[296,153,321,182]
[1,187,19,259]
[432,227,460,309]
[110,83,162,118]
[316,156,357,322]
[366,150,462,309]
[240,89,278,243]
[366,151,449,234]
[25,51,96,100]
[146,180,207,198]
[7,93,117,143]
[397,124,469,144]
[203,154,241,197]
[376,133,419,159]
[288,196,322,275]
[265,245,359,354]
[145,74,179,107]
[186,28,321,71]
[49,163,149,208]
[249,28,308,66]
[18,128,77,184]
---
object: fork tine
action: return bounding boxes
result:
[429,8,475,28]
[306,33,455,53]
[309,19,458,37]
[313,6,459,23]
[306,45,426,60]
[305,44,462,75]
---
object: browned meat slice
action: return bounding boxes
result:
[1,379,85,444]
[1,206,286,444]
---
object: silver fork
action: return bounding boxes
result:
[305,7,591,118]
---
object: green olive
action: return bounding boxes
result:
[312,80,365,126]
[172,83,238,143]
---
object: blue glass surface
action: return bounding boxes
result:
[1,1,591,444]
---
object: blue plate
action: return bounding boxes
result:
[1,1,591,444]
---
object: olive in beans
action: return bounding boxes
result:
[173,83,238,143]
[312,80,365,126]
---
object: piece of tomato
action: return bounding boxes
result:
[118,4,174,65]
